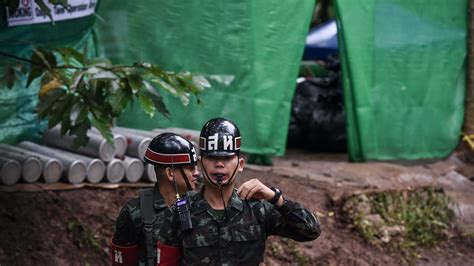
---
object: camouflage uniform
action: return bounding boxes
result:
[159,187,321,265]
[113,184,168,266]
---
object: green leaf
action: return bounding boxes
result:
[49,93,74,126]
[34,0,53,24]
[48,111,62,128]
[56,70,71,85]
[153,79,177,95]
[70,102,88,126]
[27,67,45,88]
[88,70,117,81]
[178,92,190,106]
[71,121,90,148]
[91,117,114,145]
[127,70,143,93]
[87,58,112,68]
[107,88,131,115]
[82,41,89,65]
[60,98,74,135]
[43,49,57,69]
[40,72,54,86]
[37,88,66,119]
[138,91,156,117]
[70,71,84,92]
[60,114,71,135]
[192,75,211,89]
[32,48,55,71]
[56,47,84,65]
[143,81,169,117]
[148,65,165,77]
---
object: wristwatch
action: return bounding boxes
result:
[269,187,282,204]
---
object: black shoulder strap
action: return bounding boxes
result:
[139,188,155,266]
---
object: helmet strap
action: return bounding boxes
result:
[179,167,193,191]
[171,158,180,199]
[201,154,240,188]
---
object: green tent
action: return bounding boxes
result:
[335,0,466,161]
[95,0,315,156]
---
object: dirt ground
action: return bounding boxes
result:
[1,150,474,265]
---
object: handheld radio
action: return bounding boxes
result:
[176,194,193,231]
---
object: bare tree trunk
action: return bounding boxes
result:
[460,0,474,162]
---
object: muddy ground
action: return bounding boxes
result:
[1,150,473,265]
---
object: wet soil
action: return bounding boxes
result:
[1,150,473,265]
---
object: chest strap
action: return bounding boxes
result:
[139,188,155,266]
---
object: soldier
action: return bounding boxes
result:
[158,118,321,265]
[110,133,200,266]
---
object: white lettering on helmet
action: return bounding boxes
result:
[208,133,218,150]
[191,147,197,161]
[114,250,123,263]
[223,135,233,150]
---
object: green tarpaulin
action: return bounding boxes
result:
[95,0,315,156]
[1,1,468,161]
[335,0,467,161]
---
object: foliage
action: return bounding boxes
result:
[68,220,101,252]
[1,1,209,148]
[342,187,455,257]
[0,47,209,148]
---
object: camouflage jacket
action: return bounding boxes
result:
[159,187,321,265]
[113,184,168,266]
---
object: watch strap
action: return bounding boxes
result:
[269,187,282,204]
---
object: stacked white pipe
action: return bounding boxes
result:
[0,144,63,184]
[18,141,87,184]
[0,147,42,183]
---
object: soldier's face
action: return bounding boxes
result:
[200,154,244,186]
[173,165,200,193]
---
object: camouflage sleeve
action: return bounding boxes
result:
[264,197,321,241]
[157,206,181,247]
[112,201,140,246]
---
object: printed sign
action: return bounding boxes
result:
[6,0,98,27]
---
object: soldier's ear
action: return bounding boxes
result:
[165,167,174,182]
[238,157,245,172]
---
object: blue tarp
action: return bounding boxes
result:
[302,19,338,60]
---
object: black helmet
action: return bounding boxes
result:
[199,118,241,156]
[144,133,197,166]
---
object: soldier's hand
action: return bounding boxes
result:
[236,179,274,201]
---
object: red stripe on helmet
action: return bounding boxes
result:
[145,149,191,164]
[235,137,241,150]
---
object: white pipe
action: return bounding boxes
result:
[105,159,125,183]
[43,126,116,162]
[0,157,21,185]
[115,126,158,138]
[122,156,144,183]
[0,144,63,184]
[38,145,105,184]
[111,128,151,160]
[18,141,87,184]
[89,129,127,157]
[0,149,42,183]
[143,163,157,183]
